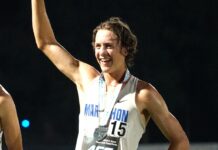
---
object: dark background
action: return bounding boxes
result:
[0,0,217,148]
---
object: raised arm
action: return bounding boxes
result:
[31,0,99,90]
[0,85,23,150]
[137,81,189,150]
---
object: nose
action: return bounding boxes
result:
[96,46,107,55]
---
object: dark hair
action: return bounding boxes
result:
[92,17,138,67]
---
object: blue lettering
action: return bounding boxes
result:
[110,108,128,122]
[84,104,98,117]
[110,109,117,120]
[94,105,98,117]
[121,109,128,122]
[84,104,128,122]
[84,104,91,116]
[116,109,122,121]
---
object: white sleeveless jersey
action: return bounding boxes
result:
[75,75,148,150]
[0,130,2,150]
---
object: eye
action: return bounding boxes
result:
[105,44,112,49]
[95,44,101,50]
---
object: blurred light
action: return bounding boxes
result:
[21,119,30,128]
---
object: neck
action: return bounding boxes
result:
[103,67,127,87]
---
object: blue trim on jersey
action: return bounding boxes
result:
[84,104,128,123]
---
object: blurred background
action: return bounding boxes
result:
[0,0,217,149]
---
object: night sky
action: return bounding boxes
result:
[0,0,217,148]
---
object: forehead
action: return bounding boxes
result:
[95,29,118,44]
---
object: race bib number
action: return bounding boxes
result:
[88,121,127,150]
[109,121,127,137]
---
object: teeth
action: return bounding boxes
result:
[100,58,110,62]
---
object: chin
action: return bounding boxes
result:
[100,66,111,73]
[101,68,110,73]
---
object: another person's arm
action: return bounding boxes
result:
[137,81,189,150]
[0,85,23,150]
[31,0,99,91]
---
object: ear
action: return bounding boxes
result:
[121,47,128,56]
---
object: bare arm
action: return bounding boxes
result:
[31,0,99,91]
[137,82,189,150]
[0,86,23,150]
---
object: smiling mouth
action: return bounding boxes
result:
[99,58,111,63]
[98,59,112,68]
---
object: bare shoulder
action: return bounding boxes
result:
[0,85,11,102]
[136,80,162,103]
[0,85,14,115]
[136,80,156,94]
[76,61,100,91]
[136,80,189,147]
[0,85,23,149]
[136,80,167,112]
